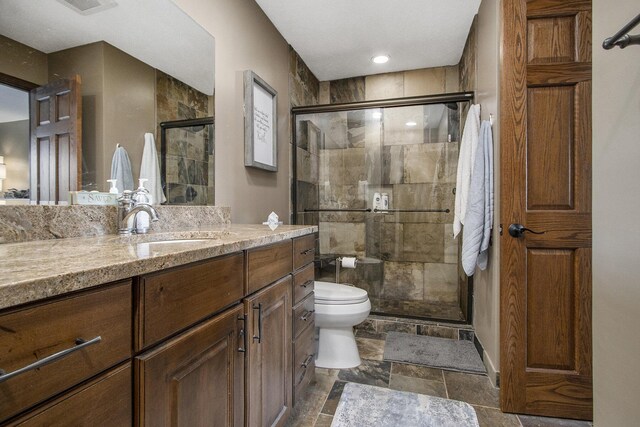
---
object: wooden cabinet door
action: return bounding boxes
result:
[245,276,292,427]
[136,304,245,427]
[500,0,592,420]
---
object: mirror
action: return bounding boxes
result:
[0,0,215,205]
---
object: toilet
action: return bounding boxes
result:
[314,281,371,369]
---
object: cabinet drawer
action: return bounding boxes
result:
[293,321,315,403]
[246,240,293,294]
[138,253,244,350]
[292,263,314,305]
[293,292,315,340]
[0,282,132,422]
[293,234,316,271]
[7,363,132,427]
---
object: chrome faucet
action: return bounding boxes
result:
[117,190,159,235]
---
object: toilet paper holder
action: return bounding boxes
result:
[335,256,358,284]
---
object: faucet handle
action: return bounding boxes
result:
[118,190,134,201]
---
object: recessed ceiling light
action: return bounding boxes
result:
[372,55,390,64]
[406,121,417,127]
[372,111,382,119]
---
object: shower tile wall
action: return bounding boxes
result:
[156,70,214,205]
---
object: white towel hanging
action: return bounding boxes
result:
[139,133,166,204]
[453,104,481,238]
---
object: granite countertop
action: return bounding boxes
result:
[0,224,317,311]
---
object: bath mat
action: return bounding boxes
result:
[331,382,479,427]
[383,332,486,374]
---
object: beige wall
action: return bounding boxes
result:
[0,35,48,86]
[473,0,501,384]
[592,1,640,425]
[0,120,29,191]
[174,0,291,223]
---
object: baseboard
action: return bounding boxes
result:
[482,349,500,387]
[473,335,500,387]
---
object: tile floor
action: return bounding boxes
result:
[285,333,593,427]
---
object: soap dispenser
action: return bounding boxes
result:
[133,178,153,233]
[107,179,118,194]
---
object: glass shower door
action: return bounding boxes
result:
[294,98,469,322]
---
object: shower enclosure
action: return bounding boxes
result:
[292,93,473,322]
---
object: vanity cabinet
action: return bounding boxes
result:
[291,235,317,404]
[244,276,292,427]
[0,231,315,426]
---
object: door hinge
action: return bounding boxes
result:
[499,224,503,236]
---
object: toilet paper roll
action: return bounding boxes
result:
[341,257,358,269]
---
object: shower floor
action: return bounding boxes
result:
[371,297,465,322]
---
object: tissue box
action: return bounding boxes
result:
[70,191,118,206]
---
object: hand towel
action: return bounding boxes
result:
[461,119,491,276]
[453,104,481,238]
[139,133,166,204]
[477,120,494,270]
[110,145,134,193]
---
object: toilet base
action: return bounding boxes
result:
[315,326,361,369]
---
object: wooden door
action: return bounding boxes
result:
[245,275,292,427]
[29,76,82,205]
[500,0,592,420]
[135,304,245,427]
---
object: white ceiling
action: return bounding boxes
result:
[0,0,215,95]
[255,0,481,81]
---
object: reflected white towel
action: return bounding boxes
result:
[139,133,166,204]
[453,104,481,238]
[110,145,134,193]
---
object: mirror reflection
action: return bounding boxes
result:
[0,0,215,205]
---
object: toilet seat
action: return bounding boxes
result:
[314,281,368,305]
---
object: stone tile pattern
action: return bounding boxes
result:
[285,333,590,427]
[289,48,321,228]
[156,70,213,205]
[289,47,320,108]
[459,16,477,94]
[0,205,230,244]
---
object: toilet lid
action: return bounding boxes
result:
[314,281,369,304]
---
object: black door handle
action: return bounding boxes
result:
[508,223,546,238]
